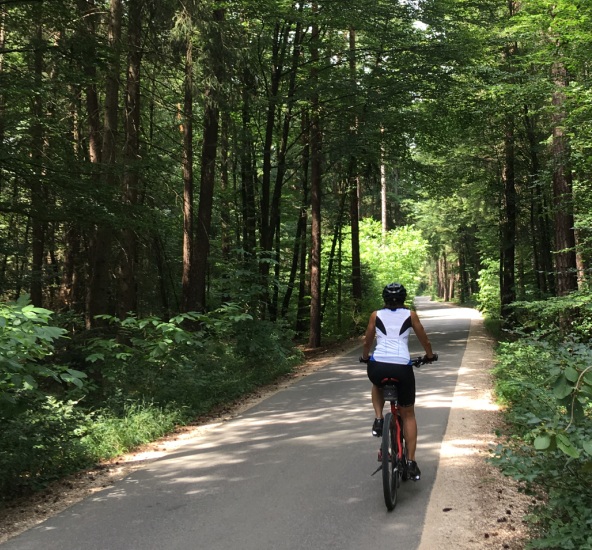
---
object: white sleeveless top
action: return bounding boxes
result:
[372,308,412,364]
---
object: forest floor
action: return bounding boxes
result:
[0,330,533,548]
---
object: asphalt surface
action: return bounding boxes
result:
[1,298,472,550]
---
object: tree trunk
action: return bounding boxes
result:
[348,28,362,312]
[524,106,554,296]
[308,7,322,348]
[281,173,309,319]
[194,8,225,312]
[296,110,310,336]
[0,6,6,193]
[268,20,303,320]
[321,194,346,320]
[118,0,143,317]
[220,112,231,260]
[181,34,197,313]
[380,129,387,234]
[551,60,578,296]
[240,68,257,261]
[30,21,45,307]
[500,119,516,320]
[86,0,122,327]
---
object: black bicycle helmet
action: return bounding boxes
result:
[382,282,407,304]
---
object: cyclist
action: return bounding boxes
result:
[361,282,435,480]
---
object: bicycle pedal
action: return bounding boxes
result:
[377,449,393,462]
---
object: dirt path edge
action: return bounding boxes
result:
[417,314,530,550]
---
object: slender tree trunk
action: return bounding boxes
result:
[78,0,102,165]
[321,194,346,320]
[181,34,196,313]
[296,110,310,336]
[86,0,122,327]
[524,106,554,296]
[194,7,225,312]
[268,20,303,320]
[119,0,143,317]
[348,28,362,312]
[380,128,388,234]
[153,234,170,318]
[240,68,257,260]
[0,6,6,194]
[194,99,219,312]
[551,60,578,296]
[500,119,516,319]
[220,112,231,260]
[281,177,309,319]
[30,21,45,307]
[308,6,322,348]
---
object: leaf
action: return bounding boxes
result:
[534,434,552,450]
[22,374,38,390]
[60,373,85,388]
[564,366,579,383]
[556,433,581,459]
[66,368,87,380]
[583,440,592,456]
[552,376,573,399]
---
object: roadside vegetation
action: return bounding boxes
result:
[489,294,592,549]
[0,296,300,499]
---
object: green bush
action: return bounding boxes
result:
[0,295,87,405]
[475,258,501,319]
[1,300,302,500]
[0,396,91,498]
[83,305,301,413]
[491,309,592,549]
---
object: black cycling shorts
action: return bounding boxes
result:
[366,359,416,407]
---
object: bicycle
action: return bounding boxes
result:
[360,354,438,511]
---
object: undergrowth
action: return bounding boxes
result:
[0,300,301,502]
[490,292,592,549]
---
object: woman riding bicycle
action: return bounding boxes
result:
[361,283,435,481]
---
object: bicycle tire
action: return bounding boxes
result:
[381,412,398,510]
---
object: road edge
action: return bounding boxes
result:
[417,313,529,549]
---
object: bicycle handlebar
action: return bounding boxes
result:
[359,354,438,366]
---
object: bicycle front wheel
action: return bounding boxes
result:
[381,412,399,510]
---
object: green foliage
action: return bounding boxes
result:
[474,258,501,319]
[0,295,87,406]
[84,304,301,413]
[491,297,592,548]
[81,403,182,461]
[0,396,90,497]
[511,292,592,343]
[358,219,429,309]
[1,301,301,500]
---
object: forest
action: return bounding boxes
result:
[1,0,591,547]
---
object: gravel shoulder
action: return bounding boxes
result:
[418,314,531,550]
[1,318,531,548]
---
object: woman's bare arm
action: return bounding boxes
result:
[362,311,377,360]
[410,310,434,358]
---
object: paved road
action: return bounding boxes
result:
[2,299,472,550]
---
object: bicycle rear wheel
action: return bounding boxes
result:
[381,412,399,510]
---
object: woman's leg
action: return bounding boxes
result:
[371,384,385,418]
[399,405,417,460]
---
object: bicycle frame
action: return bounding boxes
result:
[362,354,438,511]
